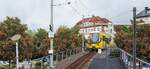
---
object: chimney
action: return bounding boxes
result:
[145,7,149,10]
[92,14,95,17]
[145,7,150,14]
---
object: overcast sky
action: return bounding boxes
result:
[0,0,150,31]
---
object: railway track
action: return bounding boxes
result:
[66,51,96,69]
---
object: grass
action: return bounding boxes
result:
[34,62,41,69]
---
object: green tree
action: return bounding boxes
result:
[114,25,150,62]
[0,17,28,68]
[54,25,81,52]
[32,28,49,59]
[114,25,132,52]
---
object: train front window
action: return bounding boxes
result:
[90,33,100,43]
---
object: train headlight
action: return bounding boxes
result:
[93,44,96,46]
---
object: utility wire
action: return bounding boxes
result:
[109,10,132,20]
[78,0,93,15]
[66,0,91,18]
[69,5,82,16]
[67,1,85,17]
[78,0,89,12]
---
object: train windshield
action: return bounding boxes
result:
[90,33,99,43]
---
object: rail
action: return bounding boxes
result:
[66,51,96,69]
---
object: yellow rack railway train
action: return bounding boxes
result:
[86,32,113,50]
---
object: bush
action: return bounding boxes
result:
[0,64,14,69]
[35,62,41,69]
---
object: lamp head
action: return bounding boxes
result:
[11,34,21,41]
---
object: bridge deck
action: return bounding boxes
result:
[88,50,127,69]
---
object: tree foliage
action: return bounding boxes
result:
[0,17,50,62]
[54,25,82,52]
[32,28,49,59]
[0,17,28,64]
[0,17,82,64]
[114,25,150,62]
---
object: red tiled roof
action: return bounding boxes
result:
[75,16,111,27]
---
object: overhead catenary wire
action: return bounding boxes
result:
[78,0,88,10]
[50,0,146,24]
[107,3,150,23]
[111,5,150,24]
[78,0,93,15]
[67,1,85,18]
[70,5,82,16]
[108,10,133,22]
[52,0,83,17]
[77,0,139,23]
[51,0,148,23]
[65,0,92,18]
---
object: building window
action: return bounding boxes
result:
[87,22,90,27]
[89,28,90,31]
[81,24,84,27]
[97,28,99,31]
[91,29,93,31]
[85,29,87,33]
[81,29,83,33]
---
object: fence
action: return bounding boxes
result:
[54,47,87,69]
[115,48,150,69]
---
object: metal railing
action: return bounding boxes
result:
[31,47,87,69]
[115,48,150,69]
[54,47,81,63]
[54,47,87,69]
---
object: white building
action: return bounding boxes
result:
[75,16,114,36]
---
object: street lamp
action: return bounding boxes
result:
[11,34,21,69]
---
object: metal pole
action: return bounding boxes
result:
[106,41,109,69]
[50,0,53,31]
[50,38,54,68]
[82,34,84,52]
[133,7,137,69]
[16,41,19,69]
[49,0,54,68]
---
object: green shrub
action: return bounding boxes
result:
[35,62,41,69]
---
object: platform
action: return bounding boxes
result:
[88,50,127,69]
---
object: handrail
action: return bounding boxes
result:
[136,57,150,66]
[117,48,133,57]
[116,48,150,66]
